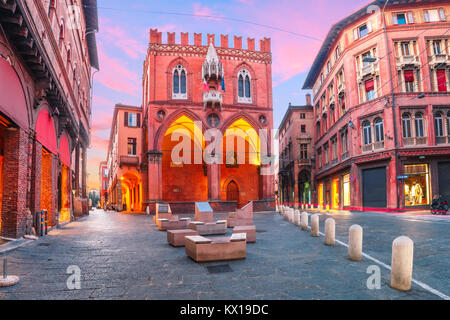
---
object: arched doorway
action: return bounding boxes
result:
[221,118,260,207]
[226,180,239,203]
[298,170,311,205]
[161,115,207,202]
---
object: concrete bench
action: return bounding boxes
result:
[185,234,247,262]
[157,217,191,231]
[232,225,256,243]
[153,203,174,223]
[189,220,227,235]
[194,202,214,222]
[227,201,253,227]
[167,229,199,247]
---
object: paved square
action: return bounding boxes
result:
[0,209,448,300]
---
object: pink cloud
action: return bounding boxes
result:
[95,46,140,97]
[192,3,223,21]
[99,18,147,60]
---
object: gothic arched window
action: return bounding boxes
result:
[238,69,252,103]
[172,65,187,99]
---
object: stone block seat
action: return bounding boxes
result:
[167,229,199,247]
[226,201,253,228]
[189,220,227,236]
[153,203,174,223]
[157,217,191,231]
[232,225,256,243]
[185,233,247,262]
[194,202,214,222]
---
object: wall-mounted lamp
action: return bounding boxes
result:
[349,120,355,129]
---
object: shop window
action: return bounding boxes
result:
[342,174,351,206]
[404,164,430,206]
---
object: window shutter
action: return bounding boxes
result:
[124,112,128,127]
[393,14,398,25]
[353,29,359,40]
[424,11,430,22]
[439,8,446,21]
[408,12,414,24]
[137,113,141,128]
[367,21,372,33]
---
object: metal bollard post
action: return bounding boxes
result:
[44,210,48,235]
[390,236,414,291]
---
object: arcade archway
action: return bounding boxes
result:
[221,118,260,207]
[120,171,142,212]
[161,115,207,202]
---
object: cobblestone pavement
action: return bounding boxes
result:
[0,209,448,300]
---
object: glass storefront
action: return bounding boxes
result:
[342,174,351,206]
[404,164,430,207]
[318,183,324,206]
[332,178,339,209]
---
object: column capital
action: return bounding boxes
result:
[147,150,163,163]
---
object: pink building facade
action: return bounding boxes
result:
[303,0,450,210]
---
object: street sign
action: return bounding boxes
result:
[397,175,409,180]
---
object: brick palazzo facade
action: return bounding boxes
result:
[278,95,315,206]
[104,29,275,214]
[0,0,99,238]
[303,0,450,210]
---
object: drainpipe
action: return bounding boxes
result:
[382,0,400,209]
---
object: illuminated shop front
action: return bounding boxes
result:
[332,178,340,209]
[342,174,351,207]
[403,164,430,207]
[318,183,324,206]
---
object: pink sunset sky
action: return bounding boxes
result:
[87,0,370,190]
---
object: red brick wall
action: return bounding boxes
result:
[1,128,29,238]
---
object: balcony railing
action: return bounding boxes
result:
[403,137,427,146]
[357,62,379,81]
[436,136,449,145]
[429,54,449,68]
[203,90,223,110]
[396,55,420,68]
[362,141,385,153]
[338,82,345,97]
[297,159,312,166]
[120,155,139,167]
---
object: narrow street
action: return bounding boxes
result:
[0,210,448,300]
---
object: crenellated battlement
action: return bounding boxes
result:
[149,29,271,53]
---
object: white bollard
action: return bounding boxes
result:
[294,210,301,226]
[310,214,319,237]
[301,212,309,231]
[289,209,295,223]
[390,236,414,291]
[324,218,335,246]
[348,225,363,261]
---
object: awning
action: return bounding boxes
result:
[35,109,57,154]
[58,135,71,167]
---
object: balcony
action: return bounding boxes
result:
[429,54,449,69]
[436,136,449,145]
[396,55,420,68]
[120,155,139,167]
[403,137,427,146]
[203,90,223,110]
[297,159,312,166]
[357,62,379,82]
[361,141,385,153]
[337,82,345,97]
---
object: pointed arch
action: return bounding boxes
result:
[166,57,192,101]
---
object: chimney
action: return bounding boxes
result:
[306,94,312,106]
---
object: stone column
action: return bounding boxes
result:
[74,143,80,197]
[81,145,87,199]
[208,163,221,201]
[29,132,41,225]
[147,150,163,202]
